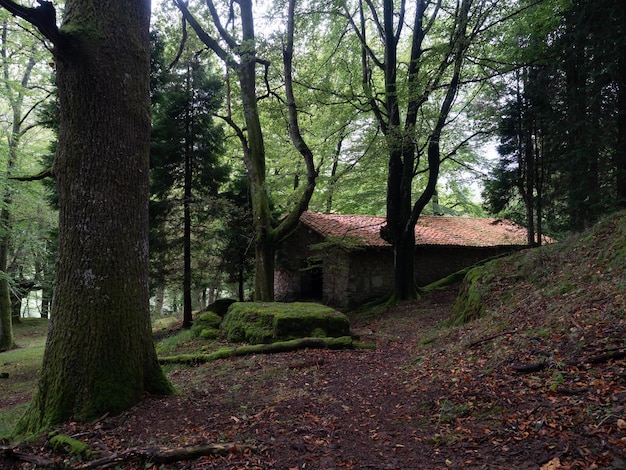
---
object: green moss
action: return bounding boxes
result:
[199,328,220,340]
[207,298,237,317]
[310,328,326,338]
[144,363,176,396]
[191,312,222,338]
[84,376,143,420]
[49,433,92,458]
[221,302,350,344]
[159,336,357,365]
[448,265,491,325]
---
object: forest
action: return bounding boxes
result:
[0,0,623,457]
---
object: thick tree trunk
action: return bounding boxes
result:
[392,231,418,301]
[14,0,173,435]
[254,239,275,301]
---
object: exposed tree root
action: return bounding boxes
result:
[76,442,256,469]
[2,442,256,469]
[511,348,626,374]
[158,336,366,365]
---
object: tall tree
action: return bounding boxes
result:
[617,0,626,208]
[486,67,549,245]
[173,0,317,301]
[344,0,497,300]
[484,0,626,233]
[0,0,174,434]
[150,41,227,327]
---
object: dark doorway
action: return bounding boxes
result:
[301,265,323,301]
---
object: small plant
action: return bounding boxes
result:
[548,371,564,391]
[436,399,471,424]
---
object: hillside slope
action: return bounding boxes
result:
[423,211,626,468]
[452,210,625,356]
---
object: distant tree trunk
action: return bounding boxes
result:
[0,27,37,345]
[8,0,174,434]
[183,64,193,328]
[617,1,626,208]
[564,6,599,231]
[40,291,50,319]
[535,132,545,245]
[325,139,342,214]
[10,290,22,320]
[523,130,535,245]
[237,261,245,302]
[153,284,165,317]
[0,221,12,349]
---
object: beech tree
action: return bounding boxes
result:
[0,0,174,434]
[342,0,500,300]
[173,0,317,300]
[0,13,52,349]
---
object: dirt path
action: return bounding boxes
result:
[3,287,625,469]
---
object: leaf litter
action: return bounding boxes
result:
[1,213,625,469]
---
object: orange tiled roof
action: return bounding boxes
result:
[300,212,531,247]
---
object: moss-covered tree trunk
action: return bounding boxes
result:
[9,0,173,435]
[174,0,316,302]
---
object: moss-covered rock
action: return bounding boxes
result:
[207,298,237,317]
[221,302,350,344]
[191,312,222,339]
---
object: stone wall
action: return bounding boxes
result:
[275,223,524,309]
[344,248,393,308]
[414,245,519,286]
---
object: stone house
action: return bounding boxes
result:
[274,211,534,309]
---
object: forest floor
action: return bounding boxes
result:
[1,213,625,469]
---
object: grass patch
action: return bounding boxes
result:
[0,402,29,438]
[154,328,198,356]
[0,318,48,439]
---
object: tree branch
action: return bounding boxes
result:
[0,0,63,47]
[10,167,53,181]
[172,0,233,66]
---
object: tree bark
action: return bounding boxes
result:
[183,64,193,328]
[616,1,626,208]
[11,0,173,434]
[254,237,276,302]
[392,229,418,301]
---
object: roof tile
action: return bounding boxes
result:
[300,212,532,247]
